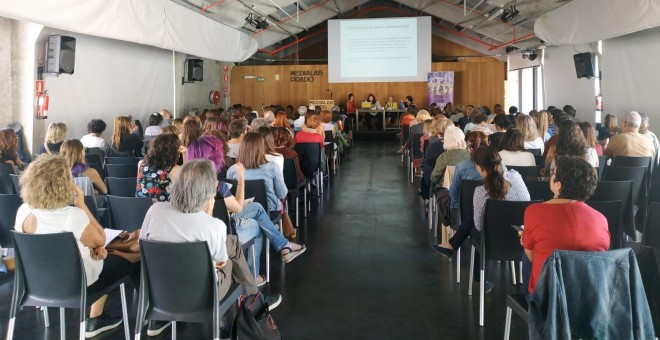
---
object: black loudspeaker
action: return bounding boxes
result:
[46,35,76,75]
[187,59,203,82]
[573,52,595,79]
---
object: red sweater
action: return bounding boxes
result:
[294,131,324,148]
[523,201,610,293]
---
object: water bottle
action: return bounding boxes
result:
[399,100,404,109]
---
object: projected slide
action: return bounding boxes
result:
[340,18,417,78]
[328,17,431,83]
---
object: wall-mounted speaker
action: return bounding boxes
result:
[46,35,76,75]
[573,52,595,79]
[187,59,203,82]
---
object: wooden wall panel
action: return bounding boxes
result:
[229,61,504,110]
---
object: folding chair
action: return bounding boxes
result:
[283,158,307,225]
[586,200,624,249]
[588,180,635,241]
[106,164,138,178]
[454,179,482,284]
[107,177,138,197]
[107,196,153,231]
[507,165,540,180]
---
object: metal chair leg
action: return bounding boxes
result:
[120,283,130,340]
[60,307,65,340]
[504,307,512,340]
[43,306,50,328]
[295,193,299,226]
[479,269,485,326]
[468,246,475,295]
[7,317,16,339]
[511,261,517,285]
[171,321,176,340]
[266,239,270,283]
[79,321,86,340]
[456,247,461,284]
[519,261,523,286]
[251,245,257,280]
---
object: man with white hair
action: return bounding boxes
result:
[604,111,656,157]
[263,110,275,127]
[293,105,307,131]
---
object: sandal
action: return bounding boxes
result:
[281,245,306,263]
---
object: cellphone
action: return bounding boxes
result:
[511,225,524,232]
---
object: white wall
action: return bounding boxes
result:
[44,33,174,144]
[602,26,660,133]
[0,18,11,124]
[542,44,598,122]
[173,52,225,116]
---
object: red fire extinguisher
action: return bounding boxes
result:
[37,91,49,119]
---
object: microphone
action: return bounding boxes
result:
[326,88,333,100]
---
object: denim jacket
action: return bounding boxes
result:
[528,249,655,339]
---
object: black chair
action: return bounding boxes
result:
[504,293,528,340]
[135,240,244,340]
[107,195,152,231]
[324,131,338,174]
[588,180,636,240]
[409,133,424,183]
[85,154,104,169]
[469,199,536,326]
[650,181,660,204]
[0,194,22,248]
[401,125,410,163]
[603,166,648,231]
[508,165,540,180]
[212,198,258,278]
[105,157,140,165]
[597,155,607,178]
[107,177,137,197]
[9,174,20,195]
[611,156,653,190]
[534,155,545,168]
[283,158,307,226]
[105,164,138,178]
[294,142,322,196]
[0,163,16,194]
[524,179,553,201]
[454,179,482,284]
[525,148,542,157]
[7,232,131,340]
[83,195,100,223]
[586,200,624,249]
[643,202,660,249]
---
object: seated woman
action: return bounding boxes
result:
[110,116,143,157]
[430,126,469,186]
[257,127,284,175]
[140,159,280,337]
[60,140,108,195]
[522,157,610,293]
[273,111,294,137]
[433,146,530,292]
[544,120,596,175]
[136,134,181,202]
[37,122,67,155]
[144,112,163,137]
[15,155,138,337]
[80,119,108,150]
[226,132,304,252]
[294,114,324,148]
[498,129,536,167]
[469,113,496,136]
[0,128,24,172]
[579,121,603,161]
[217,161,305,284]
[227,119,248,159]
[420,117,453,203]
[273,127,305,183]
[516,114,545,154]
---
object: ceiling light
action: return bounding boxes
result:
[505,46,518,54]
[528,52,538,61]
[245,13,269,30]
[500,6,519,23]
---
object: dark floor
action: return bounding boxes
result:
[0,140,528,339]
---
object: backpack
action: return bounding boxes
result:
[231,292,280,340]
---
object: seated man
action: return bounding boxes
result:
[140,159,281,337]
[604,111,655,158]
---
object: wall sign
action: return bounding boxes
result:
[257,77,265,82]
[290,69,323,82]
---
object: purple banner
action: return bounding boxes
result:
[427,71,454,108]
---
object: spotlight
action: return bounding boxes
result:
[505,46,518,54]
[500,6,519,23]
[528,52,538,61]
[245,13,269,30]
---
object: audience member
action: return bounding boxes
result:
[257,127,284,175]
[144,112,163,137]
[251,117,267,131]
[469,113,495,135]
[604,111,655,158]
[430,126,469,185]
[273,127,305,182]
[294,114,324,148]
[136,134,181,202]
[263,111,275,127]
[458,105,474,131]
[598,113,618,141]
[543,113,570,158]
[563,104,577,120]
[16,155,138,337]
[110,116,143,157]
[450,104,464,123]
[0,128,24,172]
[498,129,536,167]
[411,110,432,135]
[579,121,603,160]
[227,119,248,159]
[274,111,294,136]
[545,120,596,174]
[38,122,67,155]
[489,114,510,148]
[61,139,107,195]
[160,109,173,127]
[533,110,551,142]
[420,118,450,202]
[639,113,659,157]
[293,106,307,131]
[181,118,202,149]
[80,119,108,150]
[516,114,544,154]
[522,157,609,293]
[140,159,279,337]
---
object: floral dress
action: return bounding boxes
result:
[136,164,173,202]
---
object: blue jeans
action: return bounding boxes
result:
[233,202,289,276]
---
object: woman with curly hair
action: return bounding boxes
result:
[0,128,24,171]
[60,139,107,195]
[544,120,595,175]
[273,127,305,182]
[136,134,181,202]
[522,157,609,293]
[80,119,108,150]
[516,114,544,154]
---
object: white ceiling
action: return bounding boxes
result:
[170,0,573,60]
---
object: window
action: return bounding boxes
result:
[506,66,544,114]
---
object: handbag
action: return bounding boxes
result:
[281,212,296,238]
[231,292,280,340]
[105,229,141,263]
